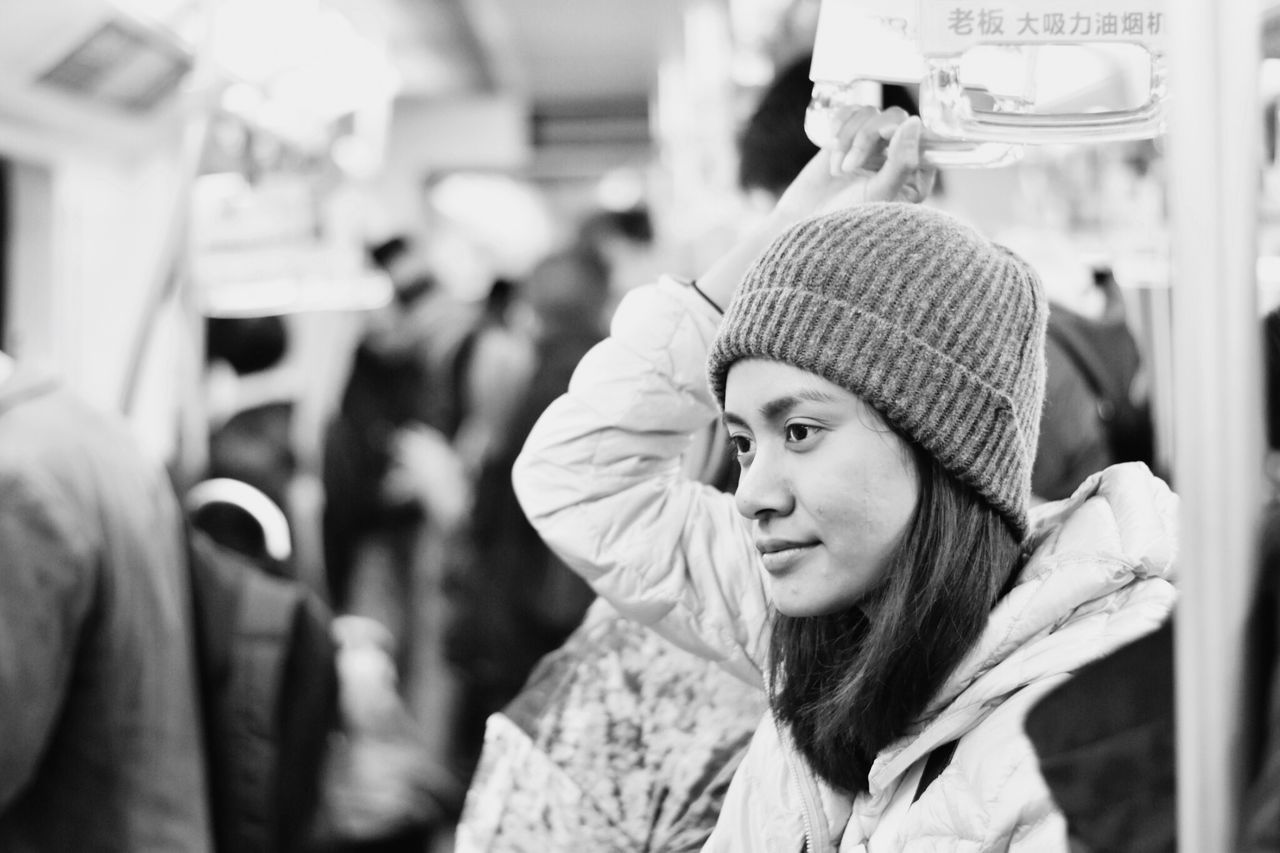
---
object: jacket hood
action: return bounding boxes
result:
[869,462,1178,794]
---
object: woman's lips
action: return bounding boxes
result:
[758,543,816,574]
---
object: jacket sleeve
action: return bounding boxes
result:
[512,277,770,687]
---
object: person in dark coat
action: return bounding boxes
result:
[450,244,613,770]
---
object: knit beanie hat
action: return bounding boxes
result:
[707,202,1047,538]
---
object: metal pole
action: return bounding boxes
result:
[1167,0,1265,849]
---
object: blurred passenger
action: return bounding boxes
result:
[575,205,660,307]
[448,244,612,773]
[319,233,478,848]
[321,232,479,615]
[451,277,537,477]
[1033,267,1157,501]
[203,313,297,575]
[578,204,653,249]
[322,237,437,612]
[0,350,210,851]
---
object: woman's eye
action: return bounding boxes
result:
[728,434,753,458]
[785,423,820,445]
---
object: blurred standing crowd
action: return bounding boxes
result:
[310,204,656,849]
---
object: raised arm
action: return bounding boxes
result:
[512,277,769,684]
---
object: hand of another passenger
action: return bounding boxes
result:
[773,107,936,225]
[332,616,403,735]
[382,423,472,530]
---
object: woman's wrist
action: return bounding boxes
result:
[696,213,798,310]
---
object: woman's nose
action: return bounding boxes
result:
[733,449,793,519]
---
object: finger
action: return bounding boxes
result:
[870,114,921,197]
[839,107,909,174]
[905,168,939,204]
[866,116,933,202]
[827,105,880,175]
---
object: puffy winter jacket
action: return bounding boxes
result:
[512,277,1179,852]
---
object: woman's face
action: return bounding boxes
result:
[723,359,920,617]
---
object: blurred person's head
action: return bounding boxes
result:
[203,315,291,435]
[206,315,289,375]
[578,206,654,250]
[484,276,519,323]
[575,206,660,297]
[368,235,409,272]
[523,246,611,337]
[367,234,435,307]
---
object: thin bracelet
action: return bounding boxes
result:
[689,278,724,315]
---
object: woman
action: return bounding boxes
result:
[511,109,1177,850]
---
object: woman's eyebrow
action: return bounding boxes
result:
[724,388,840,429]
[760,389,839,421]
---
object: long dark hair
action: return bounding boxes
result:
[768,441,1025,795]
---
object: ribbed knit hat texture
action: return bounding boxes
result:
[707,202,1047,538]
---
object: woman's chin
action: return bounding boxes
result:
[769,590,856,619]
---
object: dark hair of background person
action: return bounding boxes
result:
[368,234,437,308]
[484,277,518,321]
[367,235,410,271]
[577,207,654,248]
[737,53,923,197]
[769,441,1023,796]
[523,244,612,333]
[206,315,289,376]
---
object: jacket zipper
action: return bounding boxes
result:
[781,723,828,852]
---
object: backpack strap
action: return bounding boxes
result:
[913,740,958,804]
[226,568,300,850]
